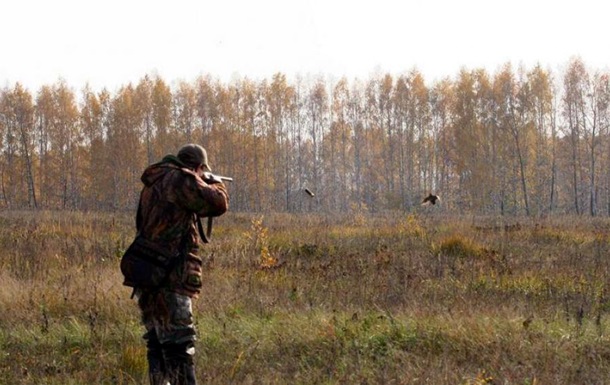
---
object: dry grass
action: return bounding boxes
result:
[1,211,610,384]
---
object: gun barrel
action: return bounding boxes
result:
[204,172,233,184]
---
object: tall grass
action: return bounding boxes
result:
[1,211,610,384]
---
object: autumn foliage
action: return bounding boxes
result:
[1,57,609,216]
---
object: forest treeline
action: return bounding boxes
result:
[1,57,609,215]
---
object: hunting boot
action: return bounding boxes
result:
[163,341,197,385]
[144,331,168,385]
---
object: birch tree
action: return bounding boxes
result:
[0,84,36,207]
[561,58,589,214]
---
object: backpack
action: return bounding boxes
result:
[120,235,179,288]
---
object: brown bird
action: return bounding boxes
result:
[421,193,440,205]
[304,188,315,197]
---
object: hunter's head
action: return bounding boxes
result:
[177,143,211,173]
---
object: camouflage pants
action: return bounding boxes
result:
[136,287,197,385]
[137,287,196,345]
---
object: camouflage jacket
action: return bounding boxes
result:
[136,155,229,297]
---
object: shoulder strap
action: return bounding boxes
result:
[197,216,213,244]
[136,196,143,232]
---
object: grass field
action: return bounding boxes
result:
[1,210,610,384]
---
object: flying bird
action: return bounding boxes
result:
[304,188,315,197]
[421,193,440,206]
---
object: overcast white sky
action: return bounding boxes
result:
[1,0,609,92]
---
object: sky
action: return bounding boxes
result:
[1,0,609,92]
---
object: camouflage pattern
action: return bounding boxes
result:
[137,154,228,297]
[138,287,196,345]
[137,286,198,384]
[133,151,227,385]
